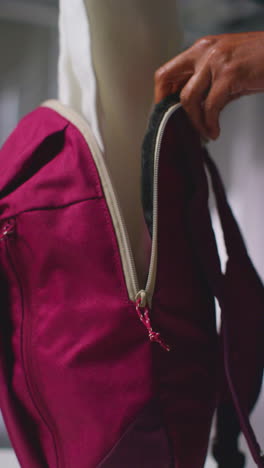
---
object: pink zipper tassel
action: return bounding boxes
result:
[0,218,16,241]
[135,297,170,352]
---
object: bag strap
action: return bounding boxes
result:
[204,149,264,467]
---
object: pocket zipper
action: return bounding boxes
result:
[41,100,181,350]
[0,217,61,467]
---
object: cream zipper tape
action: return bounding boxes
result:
[41,100,182,307]
[145,102,182,304]
[41,100,139,302]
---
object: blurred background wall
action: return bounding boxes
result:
[0,0,263,467]
[0,0,58,147]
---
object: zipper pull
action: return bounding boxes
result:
[0,218,16,241]
[135,290,170,352]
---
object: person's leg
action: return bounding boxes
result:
[84,0,182,286]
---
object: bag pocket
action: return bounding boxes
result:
[0,215,61,468]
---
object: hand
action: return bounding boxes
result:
[154,32,264,140]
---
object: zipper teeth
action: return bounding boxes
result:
[145,103,182,298]
[41,100,139,301]
[41,100,181,305]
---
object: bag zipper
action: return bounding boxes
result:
[0,217,61,467]
[141,102,181,302]
[41,100,181,350]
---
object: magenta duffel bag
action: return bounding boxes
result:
[0,96,263,468]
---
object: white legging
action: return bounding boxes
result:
[59,0,182,286]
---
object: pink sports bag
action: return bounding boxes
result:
[0,95,263,467]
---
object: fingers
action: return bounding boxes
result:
[180,65,211,139]
[154,51,194,103]
[154,36,239,140]
[203,78,232,139]
[154,38,215,103]
[156,60,233,140]
[154,75,191,104]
